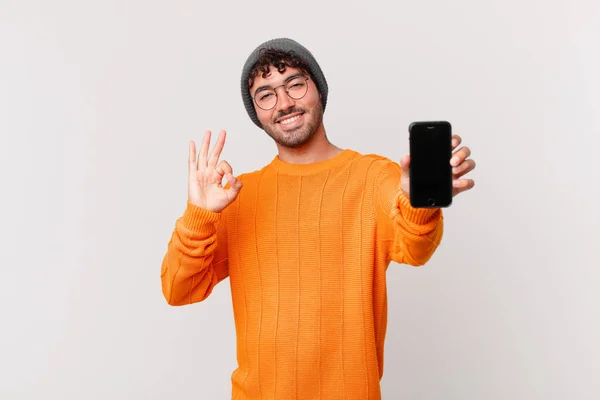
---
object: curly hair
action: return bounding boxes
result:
[247,48,312,89]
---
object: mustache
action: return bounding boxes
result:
[273,107,305,122]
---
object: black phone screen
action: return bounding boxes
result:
[409,121,453,208]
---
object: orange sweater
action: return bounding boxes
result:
[161,149,444,400]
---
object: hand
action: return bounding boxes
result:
[188,130,243,213]
[400,134,476,198]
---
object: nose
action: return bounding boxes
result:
[275,86,295,111]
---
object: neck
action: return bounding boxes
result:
[275,124,343,164]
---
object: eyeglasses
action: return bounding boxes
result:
[252,76,310,110]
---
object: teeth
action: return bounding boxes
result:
[280,115,301,124]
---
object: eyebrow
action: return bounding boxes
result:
[253,73,304,96]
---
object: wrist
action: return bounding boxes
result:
[182,201,222,233]
[397,189,440,225]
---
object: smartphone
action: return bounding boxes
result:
[408,121,453,208]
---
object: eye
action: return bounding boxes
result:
[258,92,273,101]
[287,79,306,91]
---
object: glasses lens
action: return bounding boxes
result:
[286,77,308,99]
[255,90,277,110]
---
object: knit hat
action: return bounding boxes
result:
[240,38,328,129]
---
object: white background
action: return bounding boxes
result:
[1,0,599,399]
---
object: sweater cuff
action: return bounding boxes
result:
[182,201,222,235]
[396,188,441,227]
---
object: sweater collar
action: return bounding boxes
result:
[268,149,359,175]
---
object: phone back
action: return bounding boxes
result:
[408,121,453,208]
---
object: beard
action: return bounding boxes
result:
[262,101,323,149]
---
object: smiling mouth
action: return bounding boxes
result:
[277,112,304,125]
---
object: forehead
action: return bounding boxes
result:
[250,65,303,91]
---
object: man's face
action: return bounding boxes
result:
[249,65,323,149]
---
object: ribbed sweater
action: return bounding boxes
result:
[161,149,444,400]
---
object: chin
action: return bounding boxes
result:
[263,105,324,149]
[267,126,315,149]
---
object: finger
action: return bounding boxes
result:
[188,140,197,172]
[225,173,243,193]
[450,146,471,167]
[452,178,475,195]
[208,130,227,167]
[452,159,476,177]
[215,160,233,177]
[198,130,211,166]
[452,134,462,150]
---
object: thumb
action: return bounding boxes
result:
[225,173,243,193]
[400,154,410,173]
[399,154,411,198]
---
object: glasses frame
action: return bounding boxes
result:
[252,76,311,111]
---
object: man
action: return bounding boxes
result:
[161,38,476,400]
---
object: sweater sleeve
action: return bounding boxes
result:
[160,201,229,305]
[375,160,444,266]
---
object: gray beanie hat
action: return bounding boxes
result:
[240,38,328,128]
